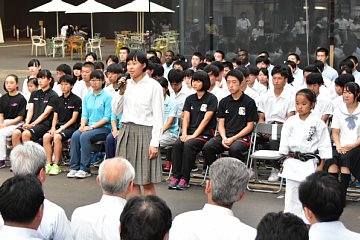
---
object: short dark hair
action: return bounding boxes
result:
[168,69,185,84]
[157,77,170,96]
[59,74,76,85]
[299,172,345,222]
[285,60,296,70]
[148,55,161,64]
[211,61,224,72]
[259,68,269,78]
[90,69,105,80]
[236,66,249,77]
[306,72,324,85]
[316,47,329,57]
[106,63,123,74]
[73,62,83,70]
[82,62,95,70]
[127,51,148,72]
[152,63,165,78]
[271,65,289,78]
[344,82,360,102]
[56,64,72,75]
[346,55,359,65]
[106,55,119,64]
[223,61,234,70]
[184,69,194,78]
[120,46,130,54]
[303,64,320,74]
[85,51,98,61]
[37,69,54,88]
[296,88,317,104]
[339,59,354,70]
[313,60,324,72]
[192,70,211,91]
[28,58,41,68]
[204,64,220,77]
[192,51,203,60]
[335,73,355,87]
[27,77,39,87]
[4,74,19,92]
[256,56,270,65]
[247,65,260,75]
[120,195,172,240]
[0,175,44,224]
[204,54,215,63]
[173,60,188,70]
[196,62,208,71]
[288,53,300,62]
[255,212,308,240]
[215,50,225,59]
[94,62,105,71]
[225,69,244,83]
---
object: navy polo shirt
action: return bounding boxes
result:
[217,93,258,137]
[183,91,218,136]
[0,93,27,119]
[55,92,82,128]
[29,88,58,127]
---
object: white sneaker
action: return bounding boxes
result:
[268,168,280,182]
[75,170,91,179]
[67,170,77,178]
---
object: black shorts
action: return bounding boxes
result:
[16,124,50,141]
[57,126,77,141]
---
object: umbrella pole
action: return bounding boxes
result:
[56,11,59,36]
[91,12,94,39]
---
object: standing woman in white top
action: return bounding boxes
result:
[328,82,360,201]
[279,88,332,222]
[22,59,41,98]
[112,51,164,196]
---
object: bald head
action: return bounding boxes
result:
[98,158,135,195]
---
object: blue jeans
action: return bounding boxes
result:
[70,127,110,172]
[105,132,117,159]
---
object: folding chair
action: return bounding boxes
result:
[246,123,284,193]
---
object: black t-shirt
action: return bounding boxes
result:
[183,91,218,136]
[29,88,58,127]
[55,92,82,128]
[0,93,27,119]
[217,93,259,137]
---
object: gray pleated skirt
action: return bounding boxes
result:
[116,122,162,185]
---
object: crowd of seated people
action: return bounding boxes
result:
[0,45,360,239]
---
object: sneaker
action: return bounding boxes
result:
[75,170,91,179]
[191,164,199,172]
[0,160,5,169]
[176,178,190,190]
[49,164,61,175]
[268,168,280,182]
[67,170,78,178]
[45,164,52,174]
[163,161,172,172]
[168,178,179,189]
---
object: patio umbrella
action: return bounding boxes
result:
[30,0,75,36]
[65,0,114,38]
[114,0,174,35]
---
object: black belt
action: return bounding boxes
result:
[287,152,321,163]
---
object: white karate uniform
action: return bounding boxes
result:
[279,113,332,222]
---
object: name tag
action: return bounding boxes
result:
[68,106,75,109]
[10,103,18,107]
[200,104,207,112]
[238,107,246,115]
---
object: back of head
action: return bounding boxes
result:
[255,212,308,240]
[120,195,172,240]
[335,73,355,87]
[209,157,249,207]
[303,64,320,74]
[152,63,165,78]
[99,157,135,195]
[0,175,44,224]
[10,141,46,176]
[211,61,224,72]
[299,172,345,222]
[106,63,123,74]
[56,64,72,75]
[168,69,185,84]
[306,72,324,85]
[204,64,220,77]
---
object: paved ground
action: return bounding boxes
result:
[0,39,359,233]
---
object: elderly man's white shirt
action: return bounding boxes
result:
[0,226,43,240]
[309,221,360,240]
[71,195,127,240]
[0,199,72,240]
[169,204,256,240]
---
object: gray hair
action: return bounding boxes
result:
[209,157,250,207]
[98,157,135,194]
[10,142,46,176]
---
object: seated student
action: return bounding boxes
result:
[223,61,234,78]
[279,88,332,222]
[306,72,333,122]
[332,74,355,110]
[0,74,27,168]
[245,66,267,103]
[43,75,82,175]
[67,70,112,179]
[105,112,122,160]
[53,64,72,96]
[257,65,296,182]
[94,62,105,72]
[72,62,95,99]
[168,69,188,118]
[204,64,226,102]
[85,52,97,63]
[157,77,179,172]
[286,60,304,89]
[204,54,215,64]
[255,55,272,86]
[299,172,360,239]
[173,60,188,72]
[189,52,203,71]
[106,54,119,66]
[312,60,336,98]
[211,61,228,93]
[12,70,57,147]
[25,77,39,110]
[239,66,259,104]
[255,212,308,240]
[203,69,258,166]
[22,59,41,99]
[73,62,83,82]
[104,63,123,97]
[168,70,217,190]
[328,82,360,201]
[258,67,269,90]
[120,196,172,240]
[183,69,194,92]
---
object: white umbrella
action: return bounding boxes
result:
[30,0,75,36]
[114,0,174,35]
[65,0,114,38]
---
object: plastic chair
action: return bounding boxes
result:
[246,123,284,193]
[31,35,47,56]
[86,38,102,60]
[52,37,66,58]
[68,36,84,60]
